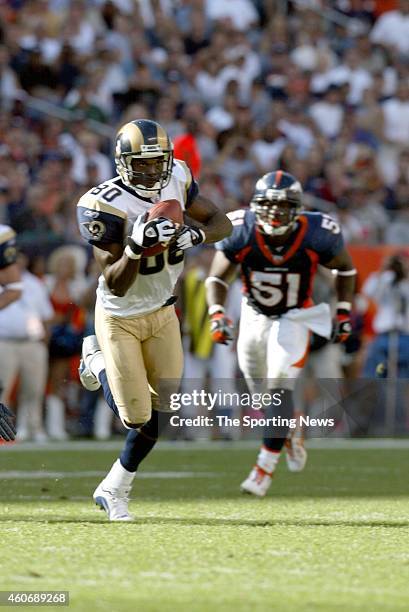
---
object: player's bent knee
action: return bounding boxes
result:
[121,418,147,430]
[153,405,176,413]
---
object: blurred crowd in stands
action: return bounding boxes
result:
[0,0,408,440]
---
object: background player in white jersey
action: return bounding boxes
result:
[206,171,356,497]
[77,118,231,520]
[0,224,22,442]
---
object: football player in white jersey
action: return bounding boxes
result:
[206,171,356,497]
[0,224,22,441]
[77,118,231,520]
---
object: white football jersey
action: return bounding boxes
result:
[77,160,197,317]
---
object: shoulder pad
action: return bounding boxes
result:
[0,225,18,269]
[216,209,254,262]
[173,159,191,184]
[303,212,344,263]
[172,160,199,208]
[77,195,126,246]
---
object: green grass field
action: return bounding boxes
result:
[1,441,409,611]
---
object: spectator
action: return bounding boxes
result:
[173,118,202,179]
[205,0,259,32]
[0,45,21,105]
[362,252,409,377]
[370,0,409,56]
[382,81,409,148]
[70,131,112,185]
[309,84,345,139]
[0,252,54,442]
[45,244,88,440]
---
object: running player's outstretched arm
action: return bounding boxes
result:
[206,250,238,310]
[174,196,232,251]
[323,247,356,305]
[205,250,238,345]
[323,247,357,343]
[189,195,232,244]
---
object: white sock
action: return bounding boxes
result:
[257,446,281,474]
[103,459,136,490]
[88,352,105,380]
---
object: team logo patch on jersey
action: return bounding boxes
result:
[83,209,99,219]
[82,220,106,241]
[3,245,17,263]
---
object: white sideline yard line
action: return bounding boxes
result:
[0,470,217,480]
[0,466,403,481]
[1,438,409,452]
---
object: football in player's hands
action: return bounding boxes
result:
[143,199,184,257]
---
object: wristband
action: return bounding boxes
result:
[208,304,225,316]
[125,245,142,260]
[336,302,352,312]
[337,269,357,277]
[205,276,230,290]
[3,282,23,291]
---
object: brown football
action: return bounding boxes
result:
[143,199,184,257]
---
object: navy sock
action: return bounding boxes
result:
[98,370,119,418]
[120,410,170,472]
[263,389,294,453]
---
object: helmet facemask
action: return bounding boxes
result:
[251,193,301,236]
[116,147,174,198]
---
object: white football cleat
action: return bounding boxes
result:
[285,437,307,472]
[93,481,134,522]
[240,466,272,497]
[79,335,101,391]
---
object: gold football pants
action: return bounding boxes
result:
[95,303,184,425]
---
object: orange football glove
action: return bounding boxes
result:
[332,309,352,343]
[209,309,234,345]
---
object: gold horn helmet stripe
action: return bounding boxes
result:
[118,122,144,153]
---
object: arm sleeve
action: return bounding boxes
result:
[77,205,125,247]
[215,210,250,262]
[215,235,240,262]
[185,177,199,209]
[313,215,345,264]
[176,159,199,209]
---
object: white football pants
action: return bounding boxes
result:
[237,298,332,391]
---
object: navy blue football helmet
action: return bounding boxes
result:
[250,171,303,236]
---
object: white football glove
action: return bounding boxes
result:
[128,213,177,256]
[174,225,206,251]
